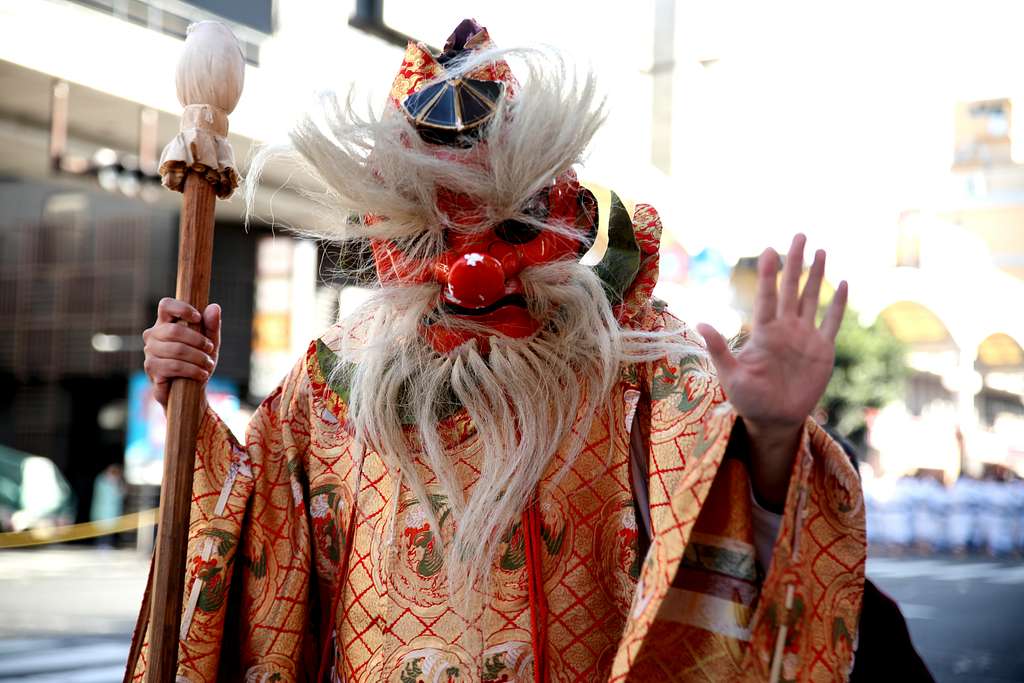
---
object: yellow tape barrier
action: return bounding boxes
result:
[0,508,158,549]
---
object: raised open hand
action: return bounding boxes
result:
[697,234,847,433]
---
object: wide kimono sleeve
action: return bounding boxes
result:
[129,351,318,682]
[610,308,866,683]
[602,201,866,682]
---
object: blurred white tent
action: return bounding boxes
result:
[0,446,75,532]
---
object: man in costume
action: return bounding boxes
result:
[135,20,864,682]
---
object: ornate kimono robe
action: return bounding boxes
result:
[129,204,865,682]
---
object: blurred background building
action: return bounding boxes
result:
[0,0,391,528]
[0,0,1022,531]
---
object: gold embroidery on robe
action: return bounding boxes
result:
[129,202,864,682]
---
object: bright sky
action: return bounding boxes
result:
[353,0,1024,266]
[665,1,1024,260]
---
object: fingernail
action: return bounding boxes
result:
[205,341,214,352]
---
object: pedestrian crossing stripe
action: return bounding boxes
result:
[867,558,1024,584]
[0,638,127,682]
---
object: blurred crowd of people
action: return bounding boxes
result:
[864,470,1024,556]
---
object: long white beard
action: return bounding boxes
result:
[334,260,702,599]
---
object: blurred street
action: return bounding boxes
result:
[0,548,146,682]
[0,548,1021,682]
[867,556,1024,682]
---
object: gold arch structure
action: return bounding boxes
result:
[878,300,955,346]
[978,332,1024,368]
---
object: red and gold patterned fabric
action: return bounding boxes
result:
[129,203,865,682]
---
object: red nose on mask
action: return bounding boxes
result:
[443,252,506,308]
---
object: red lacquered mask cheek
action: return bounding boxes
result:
[370,239,433,284]
[517,230,579,268]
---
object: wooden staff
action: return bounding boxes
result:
[132,21,244,683]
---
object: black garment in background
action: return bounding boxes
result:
[631,409,933,679]
[821,426,933,681]
[850,579,935,682]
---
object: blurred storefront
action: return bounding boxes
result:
[0,178,259,525]
[0,0,400,526]
[857,97,1024,482]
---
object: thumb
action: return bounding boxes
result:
[203,303,222,359]
[696,323,737,377]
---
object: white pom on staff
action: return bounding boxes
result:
[159,21,245,198]
[175,21,245,114]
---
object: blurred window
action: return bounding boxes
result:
[954,98,1013,167]
[351,0,429,49]
[907,372,955,417]
[69,0,265,65]
[895,228,921,268]
[879,301,953,346]
[977,389,1024,427]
